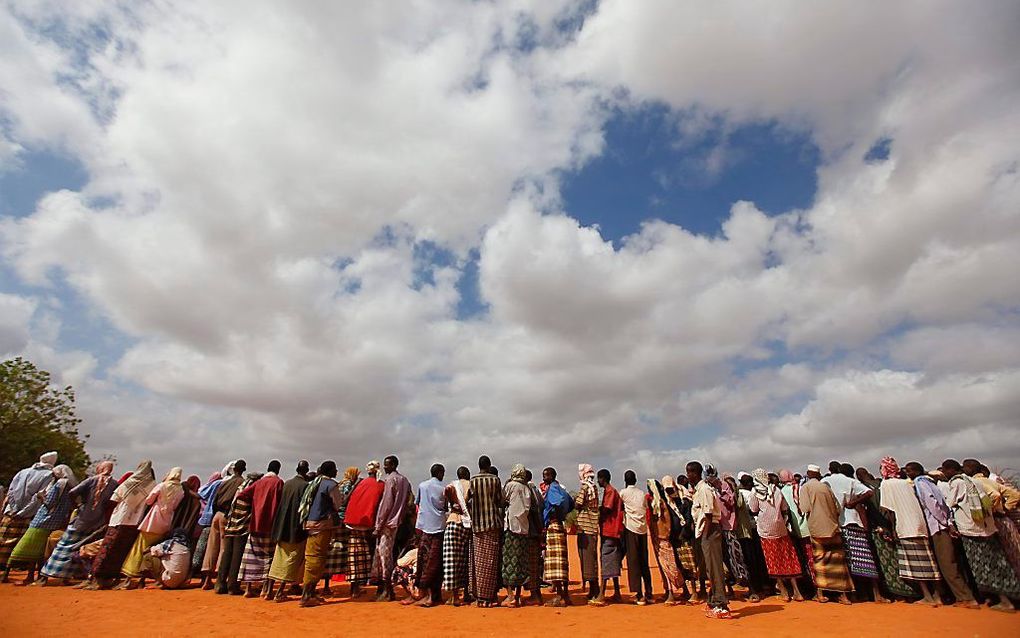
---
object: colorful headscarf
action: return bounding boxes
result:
[207,471,222,484]
[511,464,528,483]
[365,460,380,474]
[92,461,115,508]
[880,457,900,479]
[578,463,595,485]
[751,467,772,498]
[779,468,800,507]
[343,466,360,484]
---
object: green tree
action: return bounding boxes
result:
[0,357,90,486]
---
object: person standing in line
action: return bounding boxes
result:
[542,466,573,607]
[6,464,78,584]
[87,461,156,589]
[237,460,284,597]
[822,463,886,602]
[747,468,805,602]
[371,455,412,602]
[117,467,183,590]
[940,459,1019,612]
[201,459,246,590]
[406,463,446,607]
[620,469,653,605]
[574,463,601,604]
[663,475,697,601]
[800,464,853,605]
[265,460,310,602]
[689,461,731,619]
[343,460,384,598]
[466,455,503,607]
[0,452,58,576]
[500,464,531,608]
[647,478,684,605]
[964,459,1020,578]
[442,466,472,606]
[592,468,624,605]
[524,469,545,605]
[298,461,342,607]
[321,465,359,597]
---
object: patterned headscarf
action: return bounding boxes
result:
[92,461,115,508]
[751,467,772,498]
[646,478,665,517]
[115,460,157,501]
[511,464,528,483]
[880,457,900,480]
[365,460,381,474]
[343,466,360,485]
[661,475,685,522]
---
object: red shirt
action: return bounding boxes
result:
[343,476,385,528]
[599,483,625,539]
[237,473,284,536]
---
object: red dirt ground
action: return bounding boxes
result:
[1,536,1017,638]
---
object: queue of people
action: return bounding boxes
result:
[1,450,1018,620]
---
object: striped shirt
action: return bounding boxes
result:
[467,473,504,533]
[574,483,600,535]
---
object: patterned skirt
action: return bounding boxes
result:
[994,515,1020,577]
[416,530,444,589]
[811,535,854,592]
[654,538,683,591]
[872,531,918,597]
[267,540,305,583]
[471,529,501,602]
[676,542,697,578]
[960,534,1020,598]
[239,533,276,582]
[442,521,469,591]
[577,531,599,581]
[347,528,373,585]
[760,535,802,578]
[92,525,139,579]
[502,532,529,588]
[896,537,940,581]
[722,530,748,584]
[40,528,95,579]
[842,525,879,579]
[600,536,624,579]
[325,526,348,575]
[191,526,211,573]
[544,521,568,583]
[0,515,31,566]
[9,527,51,565]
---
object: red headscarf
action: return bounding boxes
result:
[880,457,900,480]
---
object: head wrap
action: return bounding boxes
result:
[366,460,381,474]
[511,464,528,483]
[578,463,595,484]
[751,467,772,499]
[646,478,665,516]
[161,466,184,504]
[737,471,750,481]
[92,461,115,508]
[778,468,799,506]
[184,475,201,493]
[53,464,79,489]
[39,451,58,467]
[880,457,900,480]
[158,527,191,554]
[207,471,222,484]
[343,466,360,485]
[662,475,677,490]
[115,460,157,500]
[117,472,133,484]
[221,462,235,478]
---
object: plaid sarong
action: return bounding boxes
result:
[502,531,529,588]
[527,536,542,589]
[961,534,1020,598]
[676,541,696,577]
[0,515,30,566]
[896,537,940,581]
[600,536,623,579]
[347,528,373,585]
[842,525,880,579]
[442,521,469,590]
[40,528,94,579]
[416,530,444,589]
[471,529,500,602]
[543,521,568,582]
[239,532,276,582]
[811,535,854,592]
[760,535,803,578]
[325,526,348,575]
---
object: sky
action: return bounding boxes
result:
[1,1,1019,482]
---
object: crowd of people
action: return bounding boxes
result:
[1,450,1018,620]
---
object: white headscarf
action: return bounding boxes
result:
[39,451,58,468]
[53,464,79,490]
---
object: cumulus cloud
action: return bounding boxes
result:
[1,0,1018,478]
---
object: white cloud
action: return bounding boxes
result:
[1,1,1018,479]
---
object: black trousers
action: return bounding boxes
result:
[623,528,652,597]
[215,533,248,593]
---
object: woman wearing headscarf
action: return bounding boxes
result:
[574,463,600,604]
[500,464,532,607]
[87,461,156,588]
[778,468,815,597]
[0,452,58,575]
[321,465,360,596]
[663,475,696,600]
[117,466,185,589]
[191,467,224,586]
[542,468,574,607]
[6,464,78,584]
[647,478,685,605]
[747,468,805,602]
[171,475,203,558]
[343,460,384,598]
[37,461,117,585]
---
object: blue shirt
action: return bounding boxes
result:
[197,478,223,527]
[415,477,447,534]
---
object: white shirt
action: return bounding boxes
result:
[879,477,928,538]
[821,474,871,528]
[108,487,150,527]
[620,485,648,535]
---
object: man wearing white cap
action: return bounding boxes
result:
[0,452,57,573]
[799,464,854,604]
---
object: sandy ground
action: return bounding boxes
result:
[1,536,1018,638]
